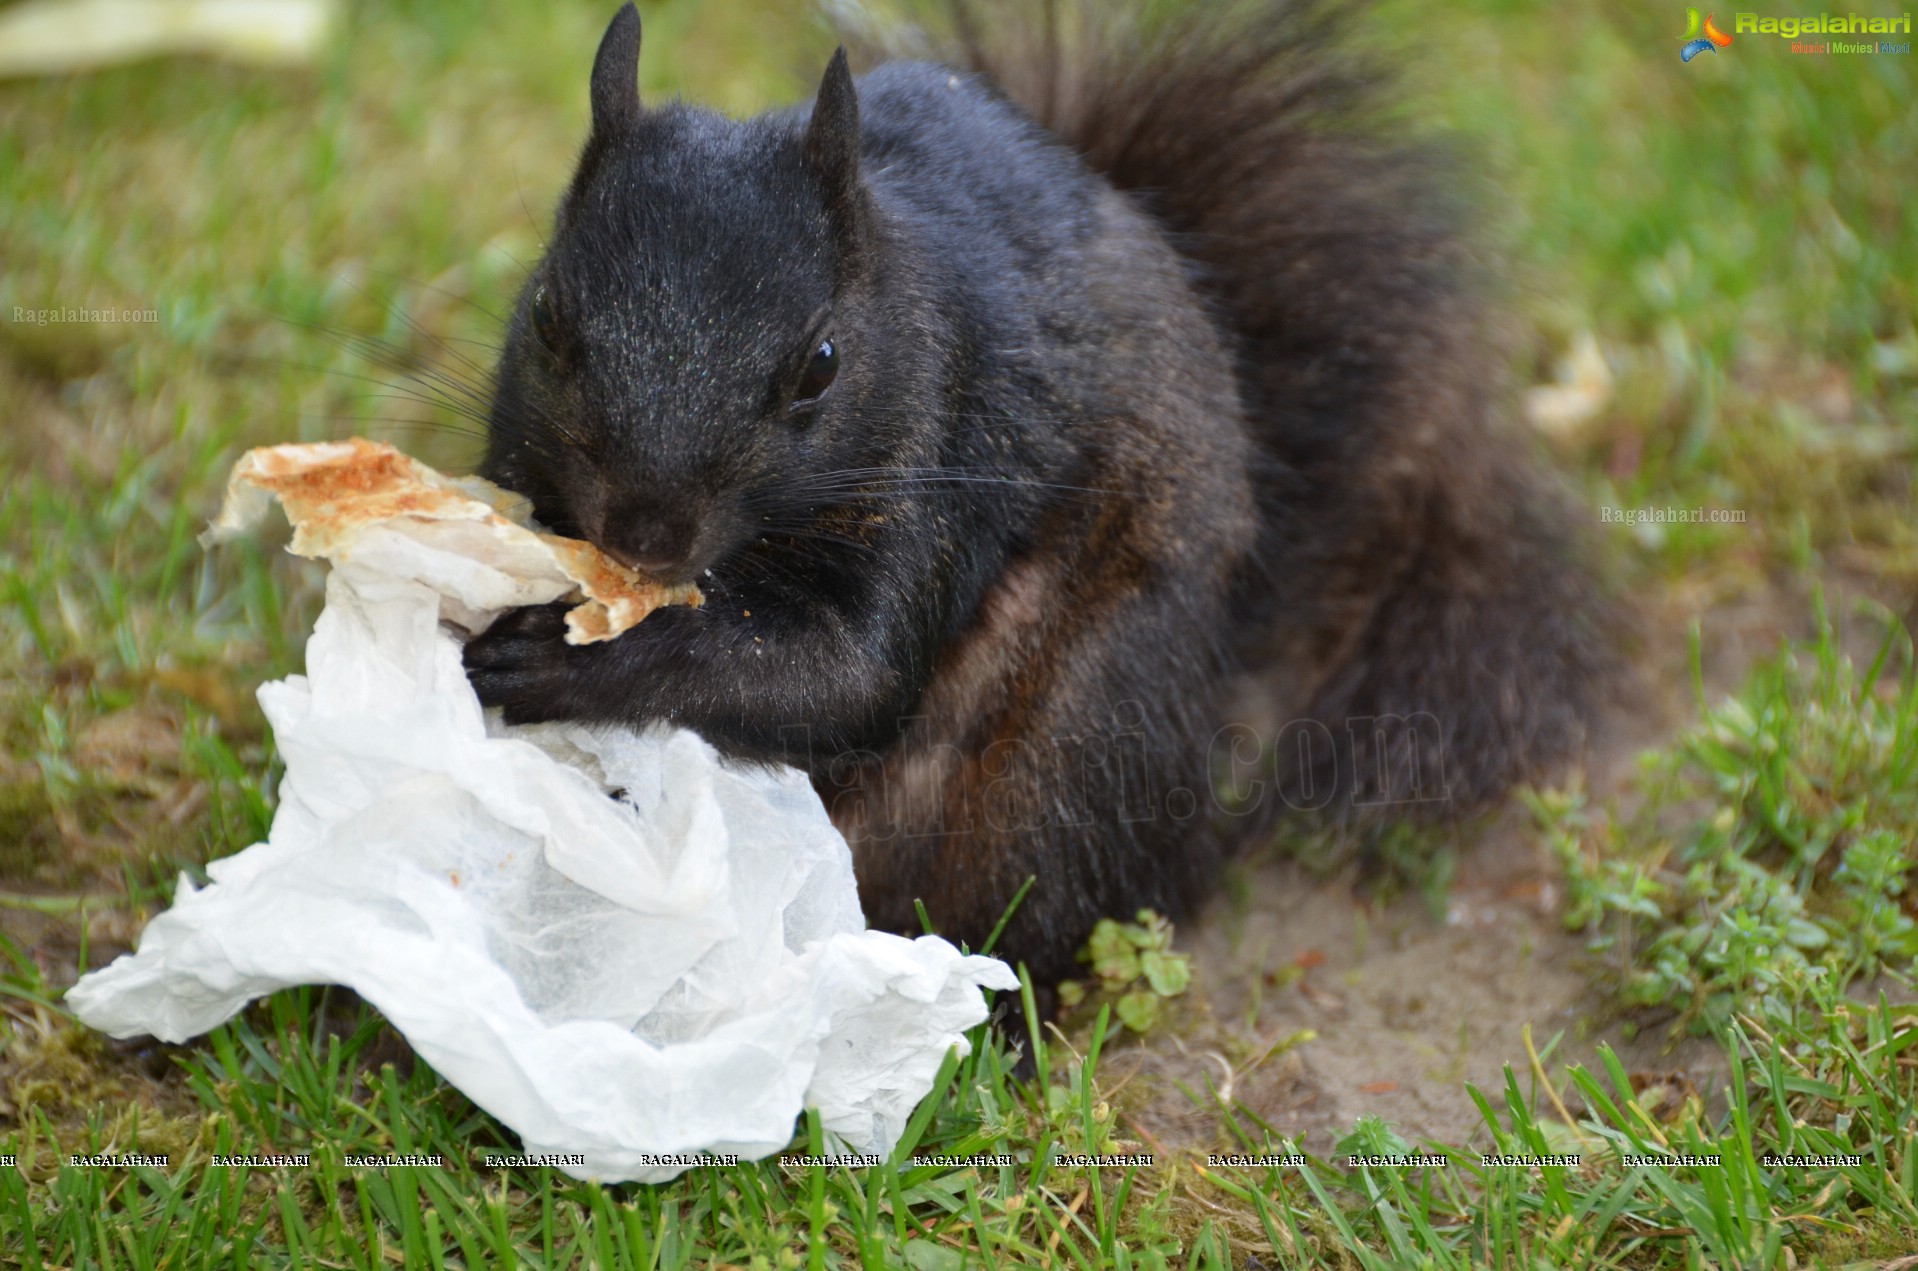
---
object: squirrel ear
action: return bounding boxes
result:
[590,3,642,135]
[804,47,861,196]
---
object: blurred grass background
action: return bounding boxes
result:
[0,0,1914,1263]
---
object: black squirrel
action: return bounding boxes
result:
[463,0,1618,993]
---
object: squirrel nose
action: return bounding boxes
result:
[604,544,683,578]
[601,507,700,582]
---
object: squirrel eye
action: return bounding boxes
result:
[530,285,559,349]
[793,338,838,407]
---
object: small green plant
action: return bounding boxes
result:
[1332,1115,1414,1163]
[1056,910,1191,1033]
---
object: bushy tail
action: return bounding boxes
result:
[902,0,1622,817]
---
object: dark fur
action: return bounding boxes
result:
[464,1,1617,990]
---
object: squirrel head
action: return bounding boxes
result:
[485,4,915,588]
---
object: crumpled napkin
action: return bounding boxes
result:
[66,441,1017,1183]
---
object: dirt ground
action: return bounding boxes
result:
[1098,574,1903,1157]
[1106,815,1729,1156]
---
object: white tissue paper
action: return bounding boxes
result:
[67,441,1019,1184]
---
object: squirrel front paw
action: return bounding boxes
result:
[462,600,705,726]
[462,601,592,724]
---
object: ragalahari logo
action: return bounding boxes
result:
[1681,8,1737,57]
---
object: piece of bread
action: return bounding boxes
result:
[207,438,702,643]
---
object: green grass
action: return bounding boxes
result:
[3,0,1916,1264]
[5,946,1915,1265]
[1535,595,1918,1034]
